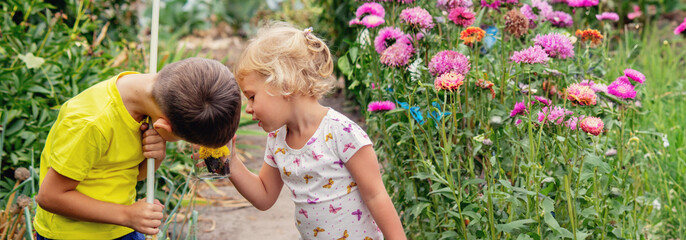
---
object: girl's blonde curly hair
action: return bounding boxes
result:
[236,21,335,99]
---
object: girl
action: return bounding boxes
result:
[229,22,406,240]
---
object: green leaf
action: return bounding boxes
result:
[496,219,535,233]
[337,55,352,77]
[543,212,573,238]
[18,53,45,69]
[28,85,52,95]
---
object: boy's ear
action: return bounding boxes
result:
[152,118,173,133]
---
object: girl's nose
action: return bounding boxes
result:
[245,103,254,114]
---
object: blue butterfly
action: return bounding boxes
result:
[429,101,452,127]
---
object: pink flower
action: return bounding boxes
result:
[434,72,465,91]
[534,96,551,105]
[355,3,385,18]
[567,0,598,7]
[510,45,550,64]
[510,101,528,117]
[623,68,645,84]
[368,101,396,112]
[380,42,415,67]
[580,116,604,136]
[533,33,574,59]
[374,27,409,54]
[565,115,582,130]
[537,106,573,125]
[596,12,619,22]
[566,83,597,106]
[400,7,434,30]
[428,50,471,76]
[437,0,473,11]
[480,0,502,9]
[675,18,686,35]
[547,11,573,28]
[360,15,385,28]
[628,5,642,20]
[448,7,475,27]
[608,77,637,99]
[350,3,386,28]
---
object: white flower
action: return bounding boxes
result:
[652,199,662,210]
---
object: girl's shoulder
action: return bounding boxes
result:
[325,109,363,131]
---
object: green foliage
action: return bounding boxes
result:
[339,0,686,239]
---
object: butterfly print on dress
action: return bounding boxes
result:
[333,159,344,168]
[337,230,349,240]
[307,198,319,204]
[306,137,317,145]
[352,209,362,221]
[304,175,313,184]
[329,204,342,214]
[343,143,356,153]
[343,124,352,133]
[282,167,291,176]
[313,227,325,237]
[347,182,357,194]
[312,151,323,161]
[299,208,308,218]
[322,178,334,189]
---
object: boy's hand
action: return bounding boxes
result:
[141,123,166,160]
[125,198,164,235]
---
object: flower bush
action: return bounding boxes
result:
[337,0,665,239]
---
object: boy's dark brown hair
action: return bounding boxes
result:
[153,57,241,148]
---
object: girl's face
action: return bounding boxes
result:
[238,72,291,132]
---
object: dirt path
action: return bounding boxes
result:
[193,89,363,239]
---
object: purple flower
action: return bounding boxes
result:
[395,0,416,3]
[533,33,574,59]
[480,0,502,9]
[565,115,583,130]
[624,68,645,84]
[608,77,637,99]
[580,80,609,93]
[436,0,473,11]
[547,11,573,27]
[567,0,598,7]
[510,101,528,117]
[400,7,434,30]
[374,27,408,54]
[355,3,385,18]
[675,18,686,35]
[368,101,396,112]
[428,50,471,77]
[380,42,415,67]
[510,45,550,64]
[448,7,476,27]
[596,12,620,22]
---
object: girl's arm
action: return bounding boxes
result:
[346,145,407,240]
[228,154,284,211]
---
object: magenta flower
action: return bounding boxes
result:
[510,101,528,117]
[480,0,502,9]
[675,18,686,35]
[355,3,385,18]
[537,106,573,125]
[608,77,637,99]
[350,3,385,28]
[395,0,416,3]
[448,7,476,27]
[400,7,434,30]
[580,80,608,93]
[547,11,573,27]
[374,27,408,54]
[580,116,604,136]
[596,12,619,22]
[380,42,415,67]
[428,50,471,77]
[510,45,550,64]
[434,72,465,91]
[534,95,551,105]
[623,68,645,84]
[533,33,574,59]
[368,101,396,112]
[567,0,598,7]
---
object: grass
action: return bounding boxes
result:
[621,26,686,238]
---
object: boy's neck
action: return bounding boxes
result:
[116,73,164,123]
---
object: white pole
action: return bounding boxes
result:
[147,0,160,239]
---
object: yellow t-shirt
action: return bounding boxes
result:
[34,72,146,239]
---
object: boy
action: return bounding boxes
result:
[34,57,242,239]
